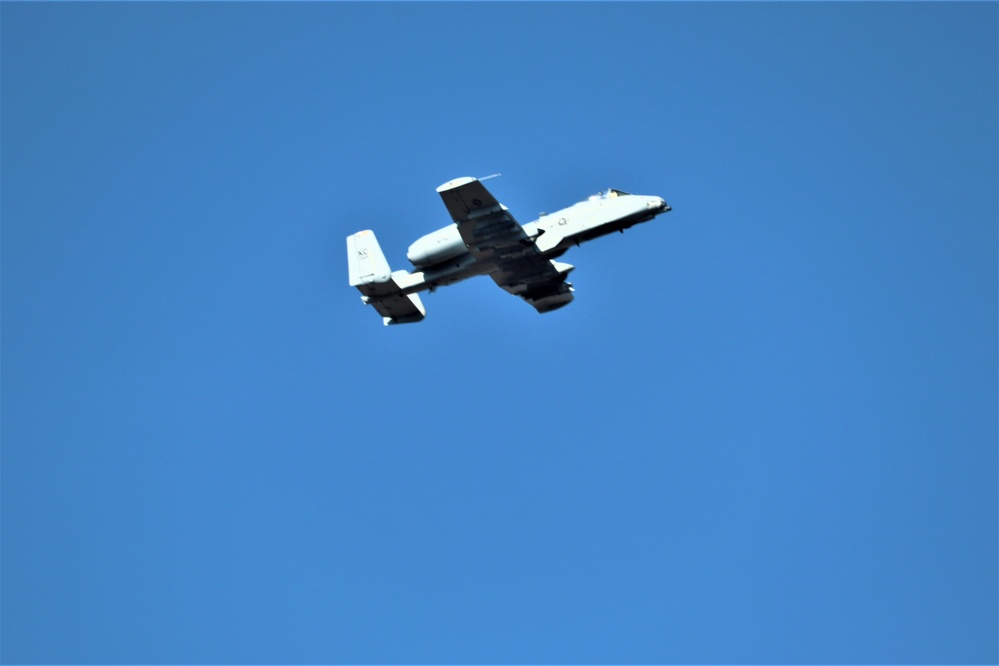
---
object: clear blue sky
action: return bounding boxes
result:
[2,2,996,663]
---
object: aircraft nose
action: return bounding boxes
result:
[647,196,670,212]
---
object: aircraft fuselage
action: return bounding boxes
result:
[401,190,670,294]
[347,178,672,324]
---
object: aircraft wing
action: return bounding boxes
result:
[437,177,573,313]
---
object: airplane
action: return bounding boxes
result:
[347,176,671,325]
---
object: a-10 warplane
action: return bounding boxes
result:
[347,176,671,325]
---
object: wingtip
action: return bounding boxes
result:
[436,176,477,193]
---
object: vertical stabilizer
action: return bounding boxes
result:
[346,230,427,325]
[348,230,391,287]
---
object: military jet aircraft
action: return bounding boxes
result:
[347,176,671,325]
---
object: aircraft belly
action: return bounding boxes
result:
[563,200,653,245]
[419,251,487,288]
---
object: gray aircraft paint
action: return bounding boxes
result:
[347,177,670,325]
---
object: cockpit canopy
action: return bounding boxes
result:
[588,188,631,201]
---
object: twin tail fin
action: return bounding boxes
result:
[347,230,425,325]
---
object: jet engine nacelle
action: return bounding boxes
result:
[407,224,467,268]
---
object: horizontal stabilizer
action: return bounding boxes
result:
[371,291,425,326]
[347,230,427,325]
